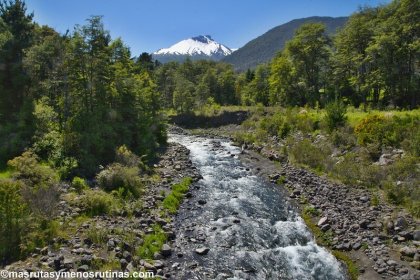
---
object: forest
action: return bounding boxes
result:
[0,0,418,271]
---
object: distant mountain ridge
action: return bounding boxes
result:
[223,16,348,71]
[152,35,233,63]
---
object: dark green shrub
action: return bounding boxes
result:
[0,179,28,264]
[325,100,347,131]
[8,152,60,218]
[7,151,58,187]
[71,176,89,194]
[96,163,143,198]
[115,145,146,170]
[81,189,115,216]
[288,138,332,172]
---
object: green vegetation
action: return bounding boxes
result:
[71,176,89,194]
[136,224,167,259]
[234,107,420,217]
[81,189,117,217]
[0,179,27,263]
[162,177,193,214]
[332,250,359,280]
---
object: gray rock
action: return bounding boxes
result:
[359,219,369,229]
[413,230,420,241]
[321,224,331,232]
[77,265,89,272]
[81,255,92,265]
[154,260,164,269]
[352,242,362,250]
[400,247,416,258]
[122,251,132,262]
[198,199,207,205]
[161,244,172,257]
[120,259,128,270]
[360,196,369,203]
[317,217,328,227]
[195,247,210,255]
[395,217,408,229]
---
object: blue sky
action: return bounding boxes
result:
[25,0,390,55]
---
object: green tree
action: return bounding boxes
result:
[285,23,331,106]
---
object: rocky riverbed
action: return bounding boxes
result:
[5,126,419,280]
[188,125,420,280]
[5,142,201,279]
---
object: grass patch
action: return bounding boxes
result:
[136,224,166,259]
[332,250,359,280]
[81,189,119,217]
[162,177,192,214]
[86,225,109,245]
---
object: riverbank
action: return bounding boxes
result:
[188,124,420,280]
[4,142,201,279]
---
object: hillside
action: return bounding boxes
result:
[223,16,348,71]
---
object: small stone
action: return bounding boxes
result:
[359,219,369,229]
[394,217,408,229]
[195,247,210,255]
[122,251,132,262]
[154,260,164,269]
[317,217,328,227]
[161,244,172,257]
[352,242,362,250]
[321,224,331,232]
[120,259,128,270]
[400,246,416,258]
[77,265,89,272]
[413,230,420,241]
[198,199,207,205]
[40,246,49,255]
[360,196,369,203]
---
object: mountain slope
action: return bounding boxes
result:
[153,35,233,63]
[223,16,348,71]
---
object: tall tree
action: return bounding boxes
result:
[285,23,331,106]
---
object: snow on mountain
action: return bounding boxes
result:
[152,35,233,63]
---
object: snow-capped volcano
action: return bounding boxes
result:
[152,35,234,63]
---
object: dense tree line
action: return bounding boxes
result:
[154,0,418,110]
[0,0,418,174]
[0,1,165,176]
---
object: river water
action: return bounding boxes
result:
[168,133,346,280]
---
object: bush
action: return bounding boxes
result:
[355,114,419,149]
[288,138,332,172]
[325,100,347,131]
[21,219,67,256]
[331,126,357,149]
[7,151,58,187]
[81,189,116,217]
[115,145,146,170]
[71,176,89,194]
[96,163,143,198]
[8,151,60,218]
[0,179,28,264]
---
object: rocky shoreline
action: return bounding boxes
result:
[5,126,419,280]
[5,141,201,279]
[189,126,420,280]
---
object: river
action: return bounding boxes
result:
[168,133,346,280]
